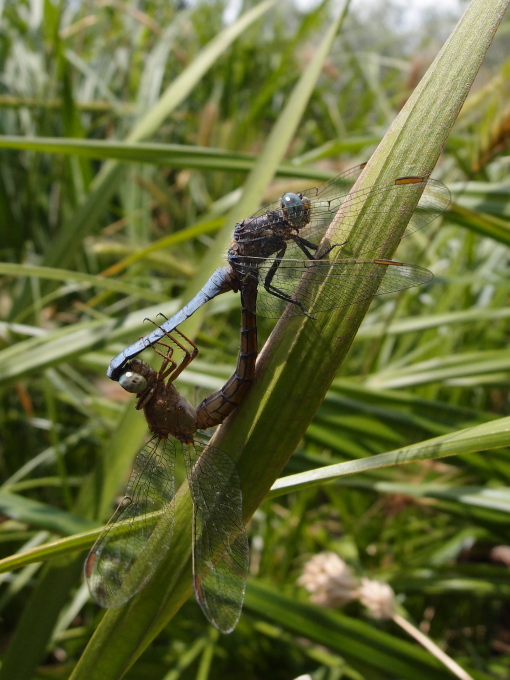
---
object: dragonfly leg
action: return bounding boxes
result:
[152,341,178,381]
[266,284,315,318]
[143,318,198,381]
[263,247,315,318]
[291,234,319,259]
[163,328,199,381]
[138,327,177,381]
[130,374,162,409]
[315,239,347,259]
[289,234,348,261]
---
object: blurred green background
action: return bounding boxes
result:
[0,0,510,678]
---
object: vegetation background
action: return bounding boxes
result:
[0,0,509,678]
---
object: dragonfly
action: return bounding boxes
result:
[86,280,258,633]
[107,164,450,380]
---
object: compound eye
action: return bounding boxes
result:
[280,192,306,225]
[119,369,148,393]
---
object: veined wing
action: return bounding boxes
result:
[85,435,176,608]
[300,176,450,259]
[246,257,433,318]
[246,163,368,220]
[182,440,248,634]
[240,168,450,262]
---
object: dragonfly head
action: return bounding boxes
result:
[280,192,310,229]
[118,362,150,394]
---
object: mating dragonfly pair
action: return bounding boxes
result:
[86,164,450,633]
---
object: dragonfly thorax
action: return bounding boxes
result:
[117,359,199,440]
[144,383,198,441]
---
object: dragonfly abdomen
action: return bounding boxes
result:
[196,276,258,429]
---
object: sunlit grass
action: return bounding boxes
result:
[0,1,509,679]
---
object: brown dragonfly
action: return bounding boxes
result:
[86,281,257,633]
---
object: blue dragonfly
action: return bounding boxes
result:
[107,164,450,380]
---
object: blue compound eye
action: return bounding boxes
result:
[119,369,148,393]
[280,192,306,225]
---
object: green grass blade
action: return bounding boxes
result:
[33,0,277,277]
[244,582,492,680]
[366,349,510,389]
[0,557,85,680]
[269,413,510,496]
[0,262,169,303]
[0,396,148,680]
[0,530,100,573]
[0,136,336,181]
[0,493,95,535]
[177,1,353,338]
[210,0,510,520]
[69,8,351,678]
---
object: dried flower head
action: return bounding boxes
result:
[298,552,358,608]
[491,545,510,566]
[358,578,395,619]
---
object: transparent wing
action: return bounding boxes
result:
[182,440,248,634]
[249,258,433,318]
[302,177,449,258]
[85,435,176,608]
[247,163,367,219]
[239,170,450,261]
